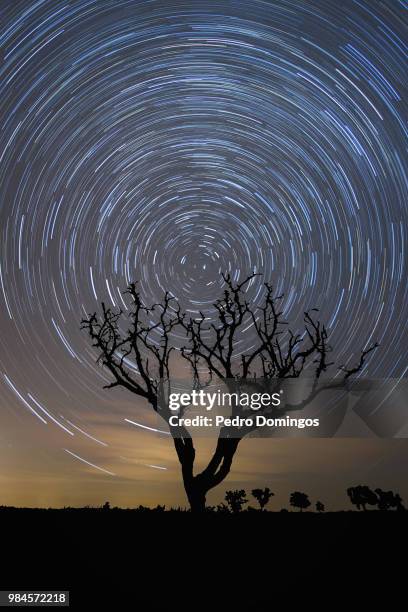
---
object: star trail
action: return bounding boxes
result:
[0,1,407,484]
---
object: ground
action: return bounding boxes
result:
[1,507,405,609]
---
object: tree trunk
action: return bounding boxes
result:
[173,429,240,512]
[186,483,207,513]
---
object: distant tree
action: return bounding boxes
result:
[225,489,248,513]
[251,487,274,510]
[153,504,165,512]
[394,493,405,511]
[375,489,405,511]
[290,491,311,512]
[102,501,110,510]
[82,273,377,512]
[375,489,392,511]
[347,485,378,511]
[315,501,325,513]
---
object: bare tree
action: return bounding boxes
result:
[252,487,274,510]
[81,273,377,512]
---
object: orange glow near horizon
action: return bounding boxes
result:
[1,394,407,510]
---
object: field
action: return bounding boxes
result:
[1,507,405,609]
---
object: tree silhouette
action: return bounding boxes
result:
[290,491,311,512]
[375,489,405,511]
[225,489,248,513]
[346,485,378,511]
[315,501,325,513]
[393,493,405,511]
[81,273,377,512]
[251,487,274,510]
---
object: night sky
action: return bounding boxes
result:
[0,0,407,509]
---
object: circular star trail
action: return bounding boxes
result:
[0,1,407,443]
